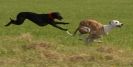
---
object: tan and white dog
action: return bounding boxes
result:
[73,19,123,43]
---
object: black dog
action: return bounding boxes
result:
[5,12,69,31]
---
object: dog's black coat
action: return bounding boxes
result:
[5,12,69,31]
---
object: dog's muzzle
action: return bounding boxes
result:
[58,16,63,20]
[116,23,123,27]
[59,18,63,20]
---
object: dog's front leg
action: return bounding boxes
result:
[94,39,103,43]
[85,37,94,44]
[55,22,69,25]
[85,35,94,43]
[5,22,12,26]
[50,23,68,31]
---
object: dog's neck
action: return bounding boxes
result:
[48,13,54,20]
[103,24,115,34]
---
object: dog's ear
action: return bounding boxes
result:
[51,12,59,15]
[10,18,13,21]
[53,12,60,14]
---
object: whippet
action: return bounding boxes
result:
[5,12,69,31]
[73,19,123,43]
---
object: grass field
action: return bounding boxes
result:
[0,0,133,67]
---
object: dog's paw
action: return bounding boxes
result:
[94,40,103,43]
[66,31,73,36]
[64,23,69,25]
[64,29,68,31]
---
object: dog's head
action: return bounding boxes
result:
[109,20,123,28]
[50,12,63,20]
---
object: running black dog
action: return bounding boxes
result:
[5,12,69,31]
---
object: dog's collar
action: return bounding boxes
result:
[48,13,54,20]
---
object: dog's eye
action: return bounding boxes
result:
[115,22,118,23]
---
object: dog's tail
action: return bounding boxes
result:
[73,26,79,36]
[5,18,14,26]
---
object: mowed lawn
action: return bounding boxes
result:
[0,0,133,67]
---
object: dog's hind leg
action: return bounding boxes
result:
[73,26,80,36]
[5,18,15,26]
[5,14,26,26]
[13,14,26,25]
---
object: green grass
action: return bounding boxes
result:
[0,0,133,67]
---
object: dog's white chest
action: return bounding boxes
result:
[103,25,114,35]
